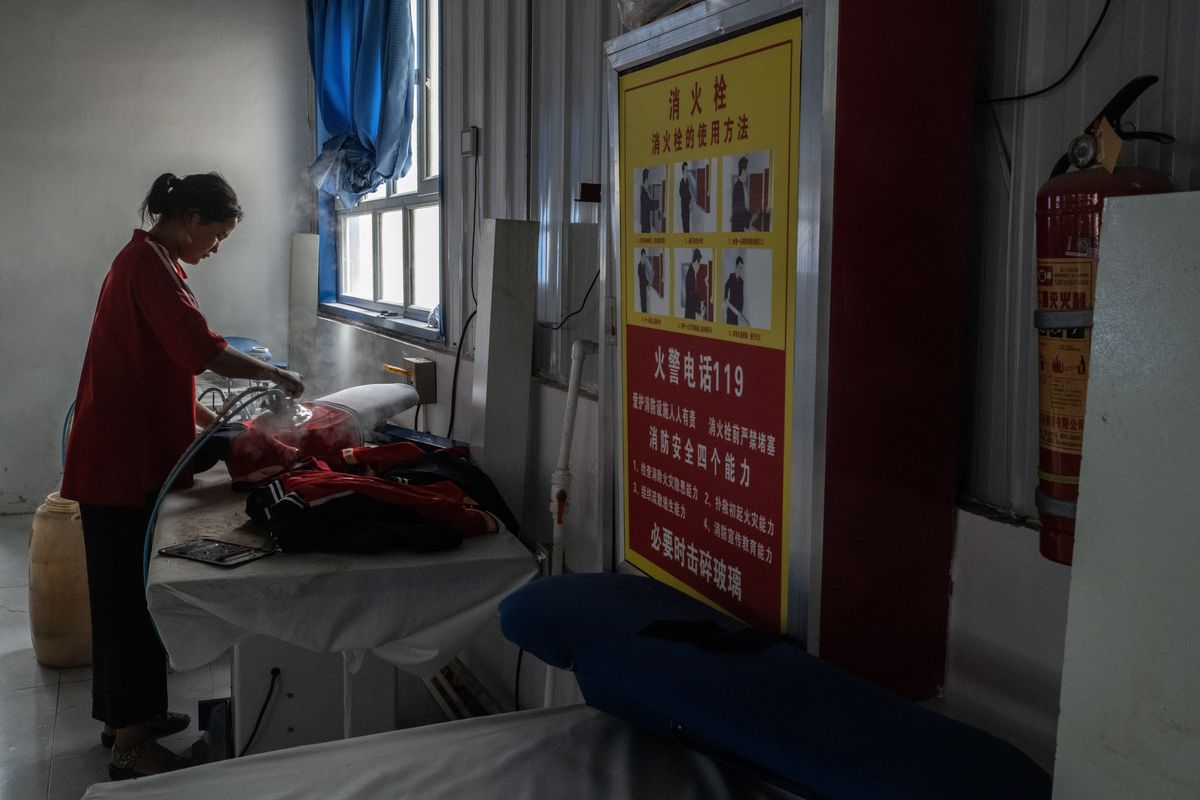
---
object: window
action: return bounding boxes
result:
[334,0,440,335]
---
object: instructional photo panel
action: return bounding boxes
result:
[617,15,802,630]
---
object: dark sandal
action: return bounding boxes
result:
[100,711,191,749]
[109,739,192,781]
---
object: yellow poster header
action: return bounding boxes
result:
[619,16,801,352]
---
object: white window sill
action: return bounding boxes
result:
[319,302,443,343]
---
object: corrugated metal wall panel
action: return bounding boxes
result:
[442,0,619,385]
[964,0,1199,518]
[1164,1,1200,187]
[531,0,567,377]
[442,0,530,355]
[530,0,621,385]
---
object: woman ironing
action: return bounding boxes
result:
[62,172,303,779]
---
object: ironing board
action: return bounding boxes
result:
[147,464,538,677]
[81,705,800,800]
[501,574,1052,800]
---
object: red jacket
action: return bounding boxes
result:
[245,445,504,553]
[63,231,226,506]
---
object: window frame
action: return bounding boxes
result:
[324,0,443,342]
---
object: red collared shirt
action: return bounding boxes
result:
[62,230,226,506]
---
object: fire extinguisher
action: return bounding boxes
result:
[1035,75,1174,565]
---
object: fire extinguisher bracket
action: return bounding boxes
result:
[1036,490,1077,520]
[1034,309,1093,330]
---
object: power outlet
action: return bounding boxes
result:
[404,357,436,404]
[460,126,478,157]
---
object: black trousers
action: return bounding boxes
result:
[80,504,168,728]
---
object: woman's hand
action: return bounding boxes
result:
[271,368,305,398]
[206,346,305,399]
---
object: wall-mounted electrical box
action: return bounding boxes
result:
[460,126,478,157]
[403,357,437,404]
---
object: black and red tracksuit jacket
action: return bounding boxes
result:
[195,408,519,554]
[245,443,519,554]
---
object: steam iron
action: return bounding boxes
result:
[259,392,314,431]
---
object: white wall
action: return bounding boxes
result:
[0,0,312,512]
[1052,192,1200,800]
[940,511,1072,772]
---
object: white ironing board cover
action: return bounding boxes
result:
[310,383,419,432]
[82,705,801,799]
[147,466,538,676]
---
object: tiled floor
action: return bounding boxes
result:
[0,514,230,800]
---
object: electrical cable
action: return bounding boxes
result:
[142,385,282,591]
[445,310,476,439]
[469,148,479,307]
[238,667,281,757]
[980,0,1114,104]
[61,401,75,471]
[197,386,227,411]
[537,269,600,331]
[514,648,524,712]
[413,403,421,432]
[987,101,1014,189]
[444,147,481,440]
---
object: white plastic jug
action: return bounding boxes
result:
[28,491,92,667]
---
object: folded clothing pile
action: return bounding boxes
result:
[245,442,518,554]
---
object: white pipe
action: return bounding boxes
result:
[548,339,598,576]
[544,338,597,708]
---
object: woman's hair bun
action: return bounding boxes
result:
[140,172,242,225]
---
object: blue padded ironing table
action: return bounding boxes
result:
[500,573,1052,800]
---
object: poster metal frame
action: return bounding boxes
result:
[600,0,835,644]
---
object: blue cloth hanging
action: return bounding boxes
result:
[306,0,415,210]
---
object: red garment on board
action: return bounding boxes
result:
[225,405,362,487]
[337,441,469,473]
[260,460,497,536]
[246,453,499,554]
[63,231,226,506]
[225,413,466,487]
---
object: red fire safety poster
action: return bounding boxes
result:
[619,16,801,630]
